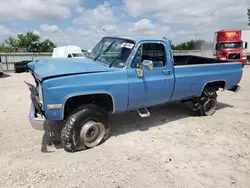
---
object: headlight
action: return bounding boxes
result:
[38,84,43,105]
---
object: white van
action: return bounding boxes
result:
[52,45,85,58]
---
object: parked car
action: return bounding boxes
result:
[25,36,242,152]
[14,60,33,73]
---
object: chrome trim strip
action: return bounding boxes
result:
[47,104,62,109]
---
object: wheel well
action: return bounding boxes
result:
[204,81,226,91]
[63,94,114,119]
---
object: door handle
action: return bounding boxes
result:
[162,69,171,74]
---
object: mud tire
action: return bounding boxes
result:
[61,104,111,152]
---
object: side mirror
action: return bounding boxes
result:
[136,60,153,78]
[142,60,153,70]
[245,42,248,49]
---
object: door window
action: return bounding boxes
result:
[131,43,166,68]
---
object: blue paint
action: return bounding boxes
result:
[171,63,242,101]
[28,57,120,80]
[27,36,243,120]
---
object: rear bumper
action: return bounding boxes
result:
[29,103,45,130]
[228,85,241,93]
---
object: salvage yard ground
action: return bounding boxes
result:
[0,67,250,188]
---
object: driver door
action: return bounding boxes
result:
[127,41,175,110]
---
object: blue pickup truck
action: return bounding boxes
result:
[26,36,242,152]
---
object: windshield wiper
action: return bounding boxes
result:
[109,57,116,68]
[94,41,116,61]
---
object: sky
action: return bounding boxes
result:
[0,0,249,50]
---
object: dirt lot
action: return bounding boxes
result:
[0,67,250,188]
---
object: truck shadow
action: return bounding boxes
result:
[110,102,233,137]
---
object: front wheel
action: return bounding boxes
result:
[61,104,111,152]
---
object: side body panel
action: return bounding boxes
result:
[42,69,129,120]
[170,62,242,101]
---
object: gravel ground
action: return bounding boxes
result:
[0,67,250,188]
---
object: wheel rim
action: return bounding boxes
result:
[203,99,216,115]
[80,120,105,148]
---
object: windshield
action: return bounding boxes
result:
[219,42,243,49]
[87,37,135,67]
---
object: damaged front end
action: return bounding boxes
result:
[25,72,46,130]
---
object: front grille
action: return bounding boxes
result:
[228,53,241,60]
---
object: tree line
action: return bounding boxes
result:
[0,31,56,53]
[170,39,213,50]
[0,31,214,53]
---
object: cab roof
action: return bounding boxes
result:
[103,35,170,43]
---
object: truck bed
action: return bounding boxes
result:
[170,55,242,102]
[173,55,230,66]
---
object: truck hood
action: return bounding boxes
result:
[27,57,120,81]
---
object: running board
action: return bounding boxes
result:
[137,108,150,118]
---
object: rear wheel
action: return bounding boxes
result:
[201,97,217,116]
[192,87,218,116]
[61,104,111,152]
